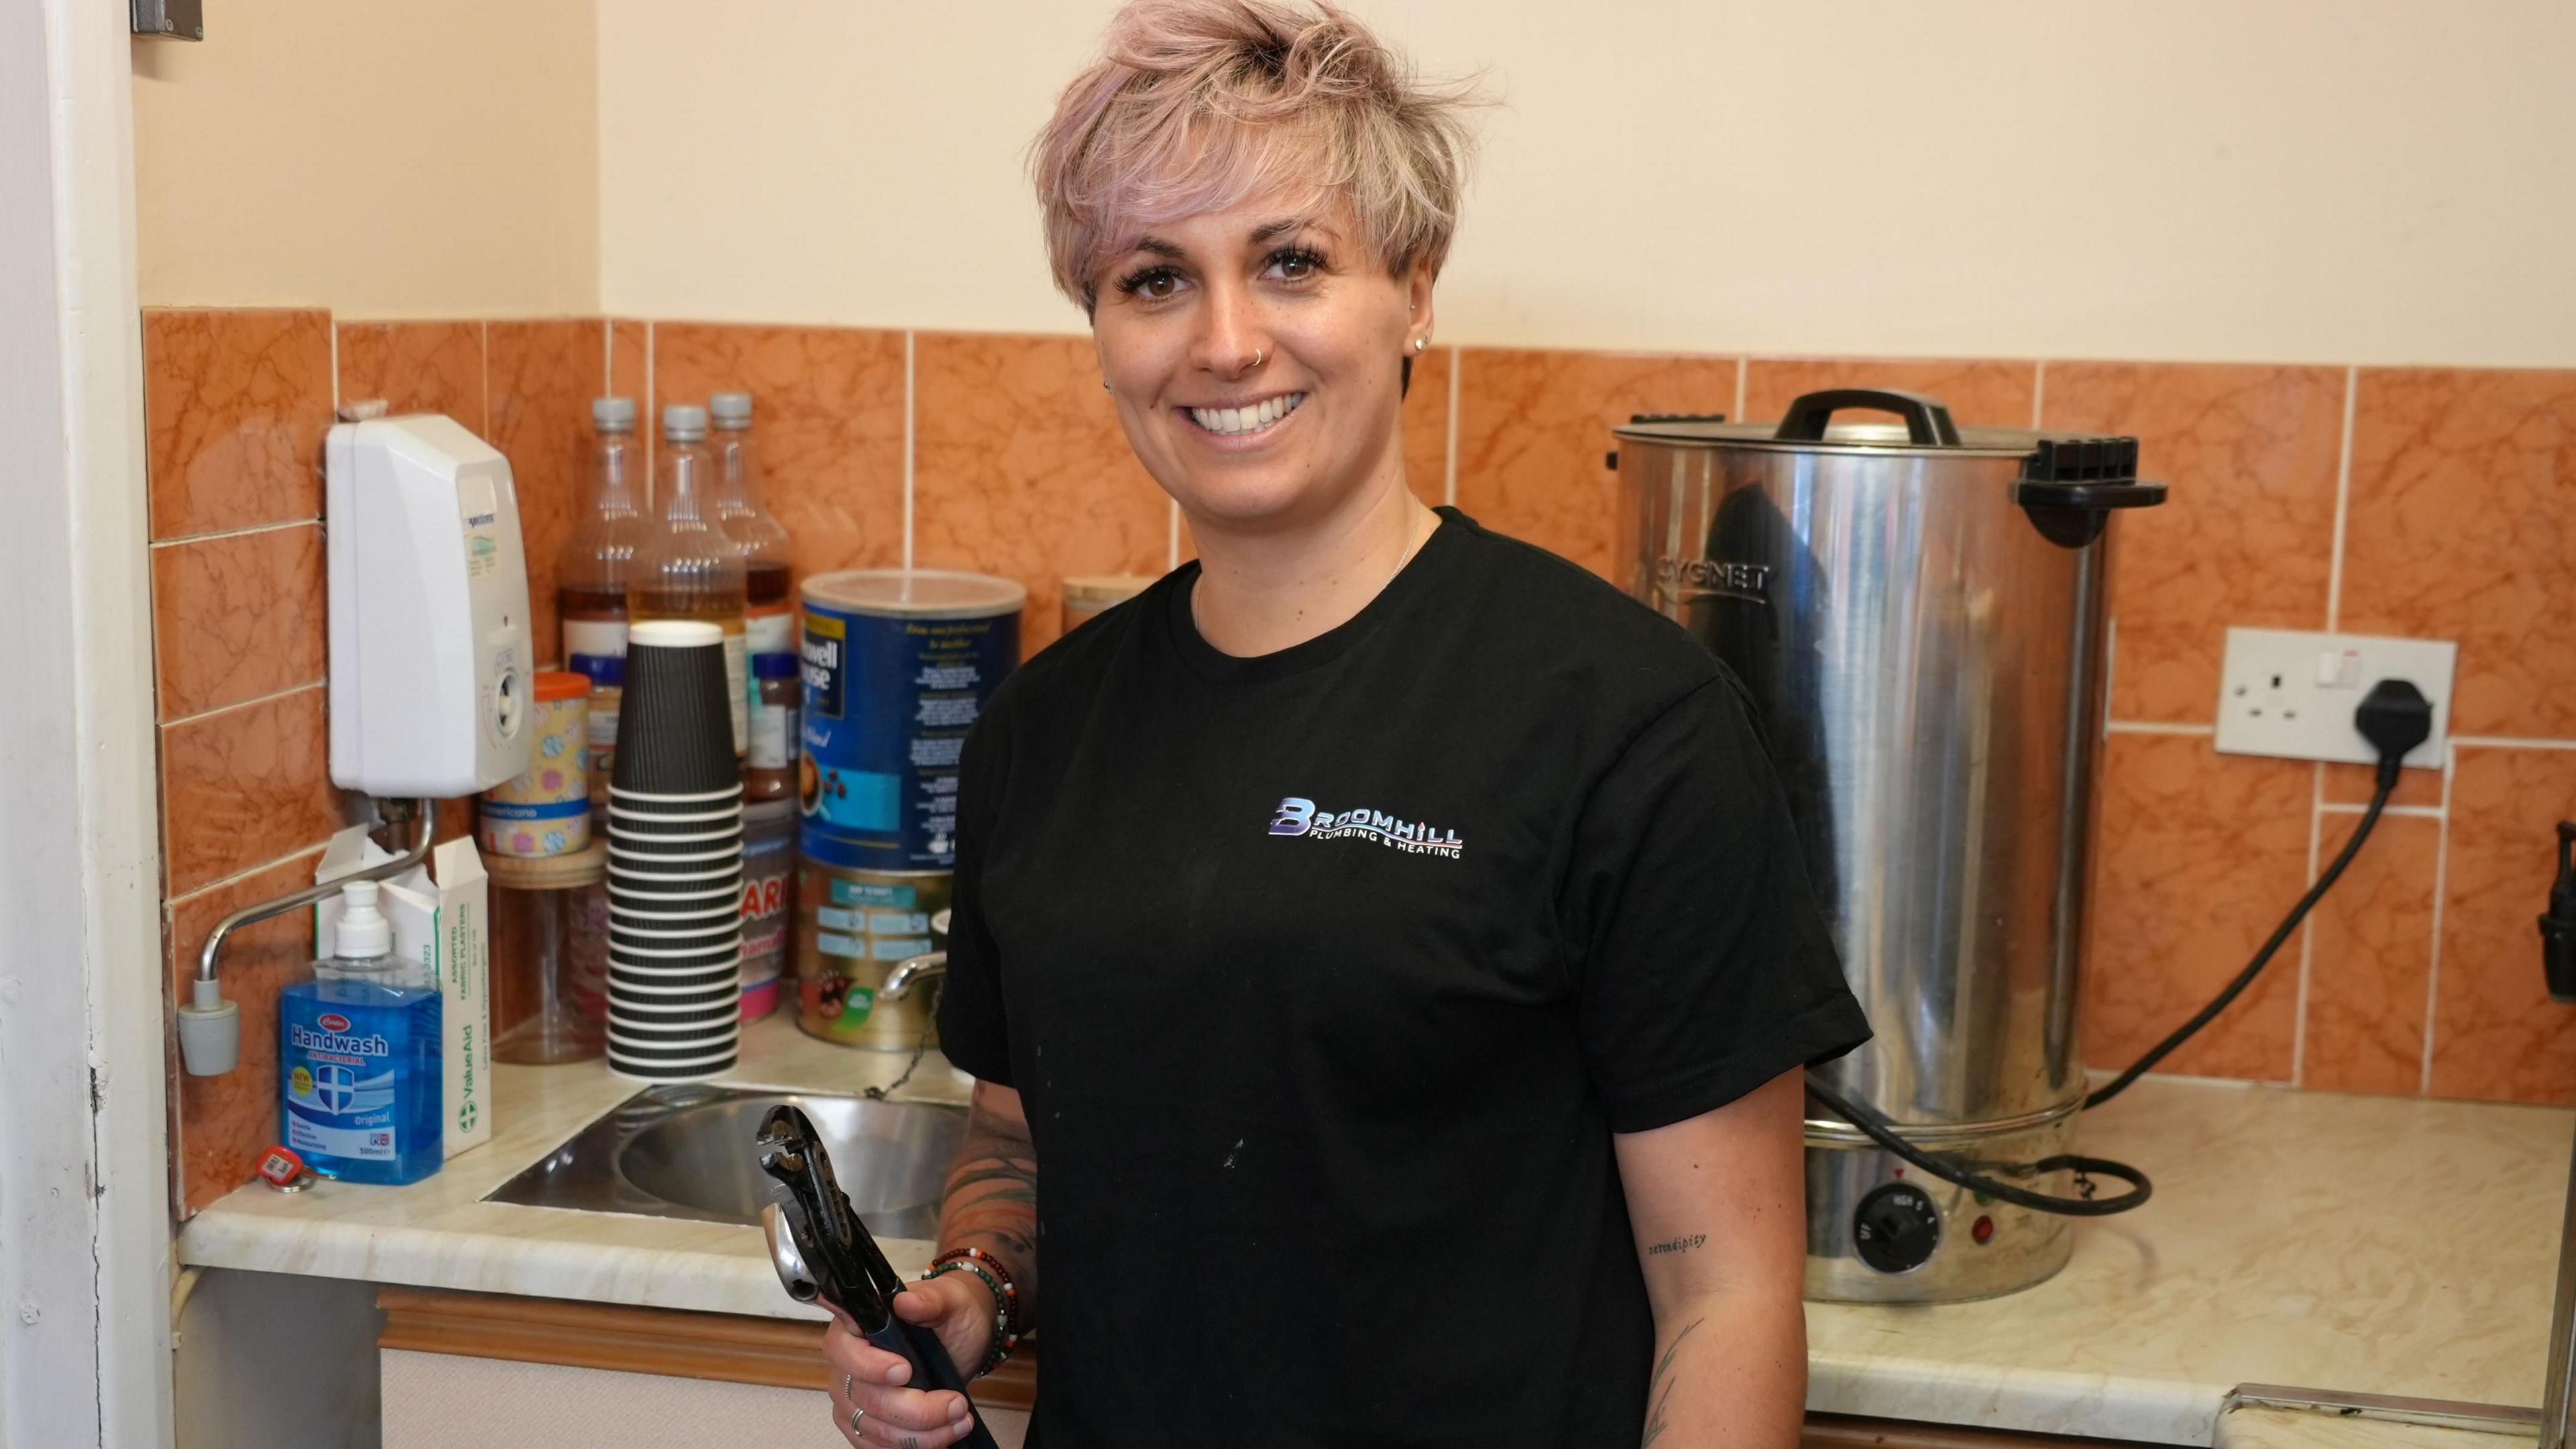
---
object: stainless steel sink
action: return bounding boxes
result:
[486,1085,967,1238]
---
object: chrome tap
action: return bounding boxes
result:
[877,951,947,1003]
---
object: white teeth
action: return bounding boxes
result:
[1189,392,1304,436]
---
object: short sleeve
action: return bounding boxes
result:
[934,704,1015,1086]
[1560,673,1872,1133]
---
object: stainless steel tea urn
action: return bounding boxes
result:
[1614,388,2165,1303]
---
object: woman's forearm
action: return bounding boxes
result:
[937,1081,1040,1317]
[1642,1287,1807,1449]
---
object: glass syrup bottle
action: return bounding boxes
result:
[631,403,749,757]
[708,390,796,786]
[559,398,645,814]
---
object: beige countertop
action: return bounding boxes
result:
[176,1017,2574,1444]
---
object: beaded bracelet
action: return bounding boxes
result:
[923,1248,1021,1378]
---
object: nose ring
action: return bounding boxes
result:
[1250,347,1266,369]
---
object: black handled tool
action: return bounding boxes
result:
[757,1104,1000,1449]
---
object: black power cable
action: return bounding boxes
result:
[2086,678,2430,1110]
[1806,678,2436,1217]
[1803,1073,2152,1216]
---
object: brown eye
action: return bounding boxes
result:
[1142,272,1179,299]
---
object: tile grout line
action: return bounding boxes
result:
[1168,500,1181,571]
[2318,801,2446,819]
[602,319,614,393]
[1442,345,1461,508]
[158,678,324,731]
[2451,735,2576,751]
[643,321,657,504]
[327,318,340,412]
[2290,761,2325,1087]
[2100,618,2118,741]
[148,517,319,549]
[1731,357,1748,422]
[2030,359,2048,428]
[2104,719,2214,737]
[2418,743,2458,1094]
[902,330,916,570]
[166,838,337,911]
[2324,365,2357,631]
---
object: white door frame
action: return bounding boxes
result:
[1,0,177,1446]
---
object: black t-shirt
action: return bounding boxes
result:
[938,508,1870,1449]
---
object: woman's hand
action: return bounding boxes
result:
[822,1272,994,1448]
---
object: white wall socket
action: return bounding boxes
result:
[2212,628,2457,771]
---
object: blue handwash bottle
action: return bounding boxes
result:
[279,880,443,1185]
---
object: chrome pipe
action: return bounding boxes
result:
[193,798,435,987]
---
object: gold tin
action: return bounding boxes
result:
[792,858,951,1050]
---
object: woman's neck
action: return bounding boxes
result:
[1185,480,1435,659]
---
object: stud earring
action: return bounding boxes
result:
[1412,337,1430,354]
[1101,379,1111,391]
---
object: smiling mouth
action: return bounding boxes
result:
[1184,392,1307,438]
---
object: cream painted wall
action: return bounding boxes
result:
[133,0,598,317]
[596,0,2576,366]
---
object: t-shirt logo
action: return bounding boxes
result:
[1267,796,1464,858]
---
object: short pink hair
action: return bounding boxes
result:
[1032,0,1478,313]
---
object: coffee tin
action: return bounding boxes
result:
[738,798,797,1018]
[478,671,591,857]
[794,828,950,1051]
[798,569,1022,869]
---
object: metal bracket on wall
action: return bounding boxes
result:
[2227,1385,2540,1438]
[131,0,202,41]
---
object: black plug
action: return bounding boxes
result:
[2543,822,2576,1005]
[2355,679,2433,792]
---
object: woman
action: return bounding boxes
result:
[824,3,1870,1446]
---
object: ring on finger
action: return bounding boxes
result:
[849,1402,867,1434]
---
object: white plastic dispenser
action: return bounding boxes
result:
[180,416,529,1080]
[326,414,537,795]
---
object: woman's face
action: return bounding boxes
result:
[1091,190,1433,533]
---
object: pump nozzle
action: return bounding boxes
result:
[2543,822,2576,1005]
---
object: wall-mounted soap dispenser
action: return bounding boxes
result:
[327,412,537,796]
[176,411,535,1077]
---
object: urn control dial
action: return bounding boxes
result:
[1853,1182,1941,1274]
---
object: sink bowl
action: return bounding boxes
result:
[487,1085,967,1238]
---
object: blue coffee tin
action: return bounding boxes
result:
[798,570,1024,869]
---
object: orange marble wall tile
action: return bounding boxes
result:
[159,685,343,897]
[1453,348,1738,578]
[2300,812,2440,1095]
[2082,731,2315,1082]
[168,846,326,1213]
[651,323,907,578]
[2341,368,2576,740]
[149,523,326,720]
[338,320,486,434]
[913,332,1173,655]
[142,309,332,541]
[2428,746,2576,1104]
[487,320,607,663]
[1402,345,1451,507]
[1741,357,2036,429]
[2045,364,2345,724]
[609,319,654,479]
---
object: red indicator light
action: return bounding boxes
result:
[1972,1214,1995,1245]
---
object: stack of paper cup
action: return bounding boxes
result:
[605,619,743,1080]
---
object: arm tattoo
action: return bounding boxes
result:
[1640,1316,1703,1447]
[1645,1234,1707,1256]
[938,1083,1040,1313]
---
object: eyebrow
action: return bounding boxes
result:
[1123,217,1332,262]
